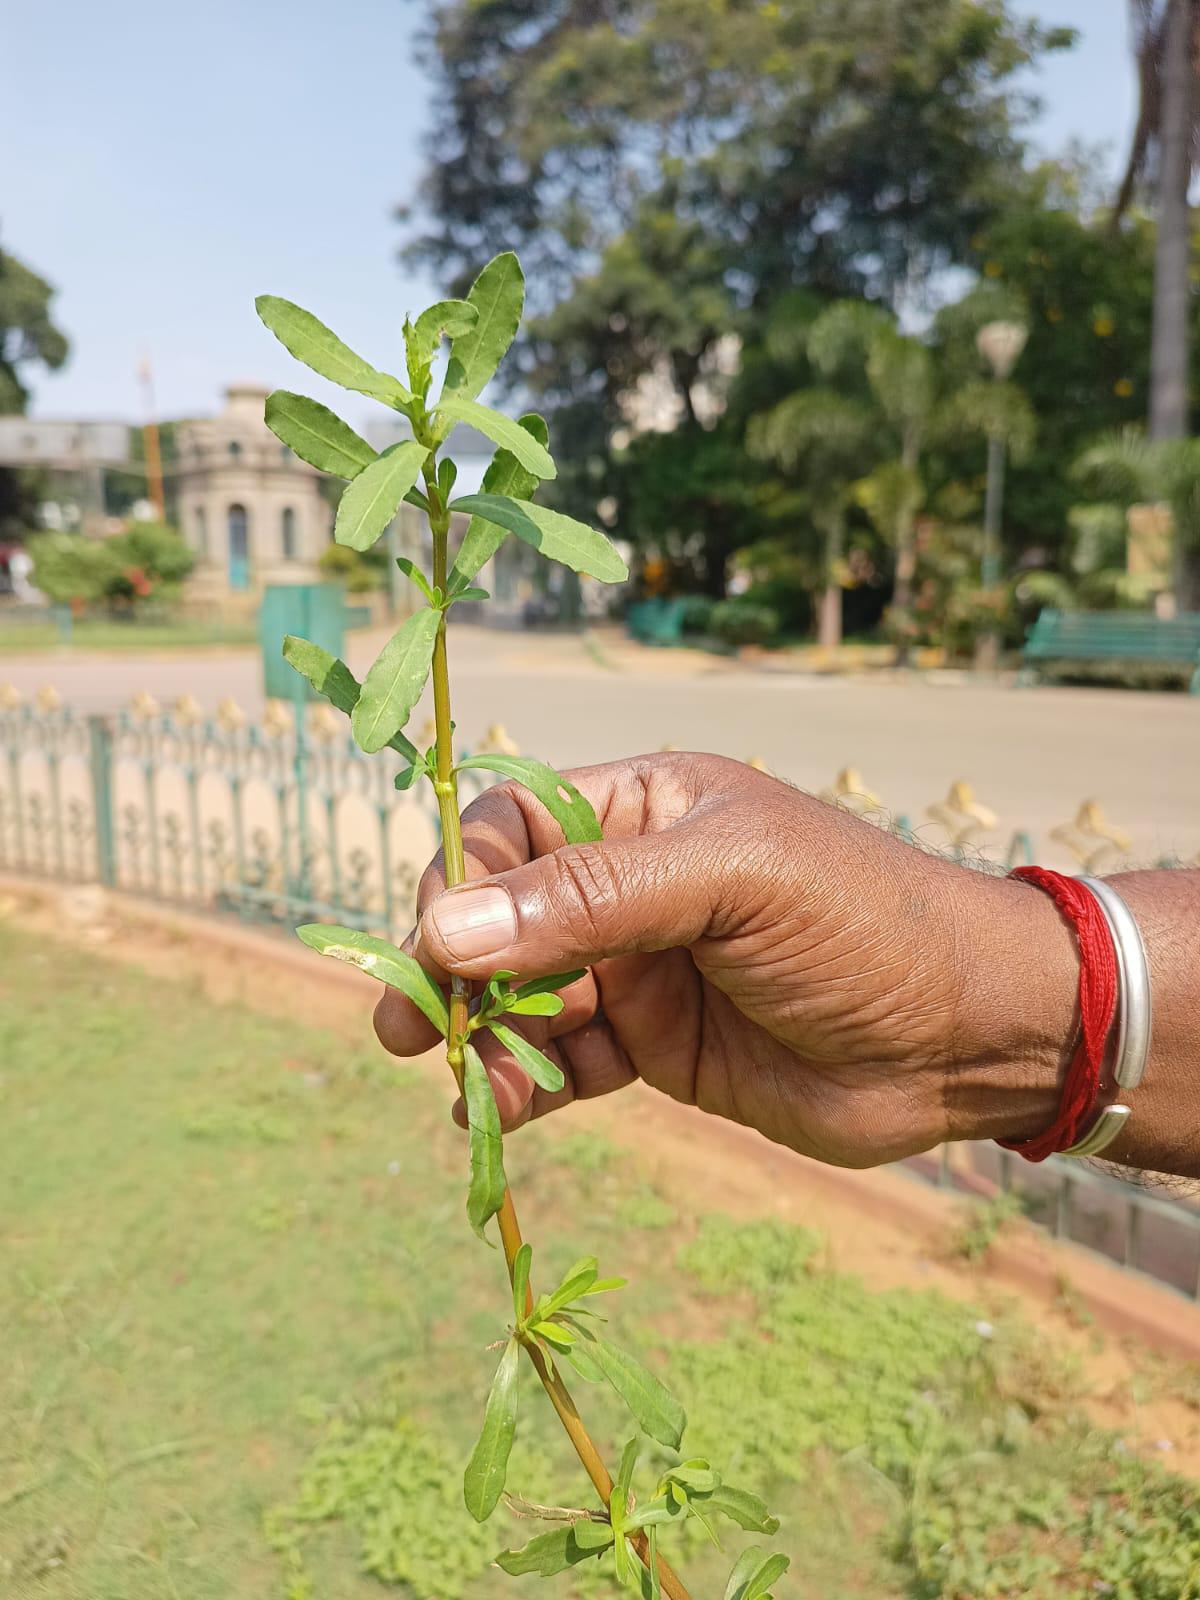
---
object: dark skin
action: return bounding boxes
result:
[373,753,1200,1181]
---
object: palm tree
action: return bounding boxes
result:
[1075,427,1200,604]
[747,387,877,648]
[814,306,936,623]
[1115,0,1198,442]
[751,301,937,650]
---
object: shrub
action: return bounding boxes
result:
[678,593,717,635]
[27,522,193,609]
[319,541,382,593]
[27,531,122,605]
[710,598,780,648]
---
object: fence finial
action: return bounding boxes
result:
[926,780,998,849]
[1051,801,1132,873]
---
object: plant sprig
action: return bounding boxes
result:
[266,250,788,1600]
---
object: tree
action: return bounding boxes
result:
[748,385,879,649]
[930,192,1156,554]
[404,2,1075,601]
[409,1,1073,305]
[1075,427,1200,605]
[0,245,70,539]
[1115,0,1197,442]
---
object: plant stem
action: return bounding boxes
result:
[427,520,694,1600]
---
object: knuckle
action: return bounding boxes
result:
[548,843,625,943]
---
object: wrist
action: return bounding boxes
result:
[940,872,1079,1145]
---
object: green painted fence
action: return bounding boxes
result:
[0,695,492,941]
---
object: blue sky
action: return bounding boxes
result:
[7,1,1134,424]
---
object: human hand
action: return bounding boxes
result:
[374,752,1078,1167]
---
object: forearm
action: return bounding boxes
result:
[949,867,1200,1180]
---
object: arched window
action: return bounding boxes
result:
[281,444,293,464]
[281,506,297,561]
[228,439,242,461]
[195,505,207,557]
[227,503,250,591]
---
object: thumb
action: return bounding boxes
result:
[417,832,715,979]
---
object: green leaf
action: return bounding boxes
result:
[448,585,490,605]
[394,761,423,792]
[455,755,602,844]
[722,1549,790,1600]
[572,1521,616,1553]
[449,413,547,589]
[437,457,459,501]
[394,556,437,606]
[746,1555,790,1600]
[413,298,478,368]
[487,1022,566,1093]
[616,1437,639,1507]
[335,440,430,552]
[463,1336,519,1522]
[514,969,586,999]
[294,925,448,1034]
[542,1256,599,1316]
[463,1042,507,1239]
[561,1341,605,1383]
[264,392,377,478]
[667,1462,720,1494]
[437,394,556,480]
[583,1276,627,1296]
[505,992,564,1017]
[450,493,628,584]
[689,1496,722,1549]
[255,296,412,407]
[444,251,524,402]
[626,1502,687,1531]
[648,1525,662,1600]
[511,1242,532,1321]
[495,1525,608,1578]
[612,1527,634,1589]
[701,1487,780,1536]
[281,636,419,761]
[351,607,440,754]
[588,1336,686,1449]
[533,1320,575,1350]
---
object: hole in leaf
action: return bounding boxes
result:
[556,785,574,804]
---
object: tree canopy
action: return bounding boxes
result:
[401,1,1194,643]
[0,244,71,540]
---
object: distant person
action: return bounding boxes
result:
[374,754,1198,1181]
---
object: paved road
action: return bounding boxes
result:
[3,624,1197,867]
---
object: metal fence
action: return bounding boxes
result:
[905,1143,1200,1304]
[0,691,496,941]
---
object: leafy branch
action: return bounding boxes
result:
[263,250,789,1600]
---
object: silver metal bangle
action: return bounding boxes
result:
[1060,876,1153,1159]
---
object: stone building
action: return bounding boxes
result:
[175,383,331,600]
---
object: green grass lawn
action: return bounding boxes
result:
[3,927,1199,1600]
[0,618,260,653]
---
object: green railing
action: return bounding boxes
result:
[0,695,491,941]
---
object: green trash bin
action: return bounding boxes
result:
[259,583,347,702]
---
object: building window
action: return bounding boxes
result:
[195,505,207,557]
[227,503,250,591]
[281,506,297,561]
[281,444,293,464]
[228,440,242,461]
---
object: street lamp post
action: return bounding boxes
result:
[974,320,1028,667]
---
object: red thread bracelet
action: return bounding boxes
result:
[997,866,1119,1162]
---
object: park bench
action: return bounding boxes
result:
[1022,609,1200,693]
